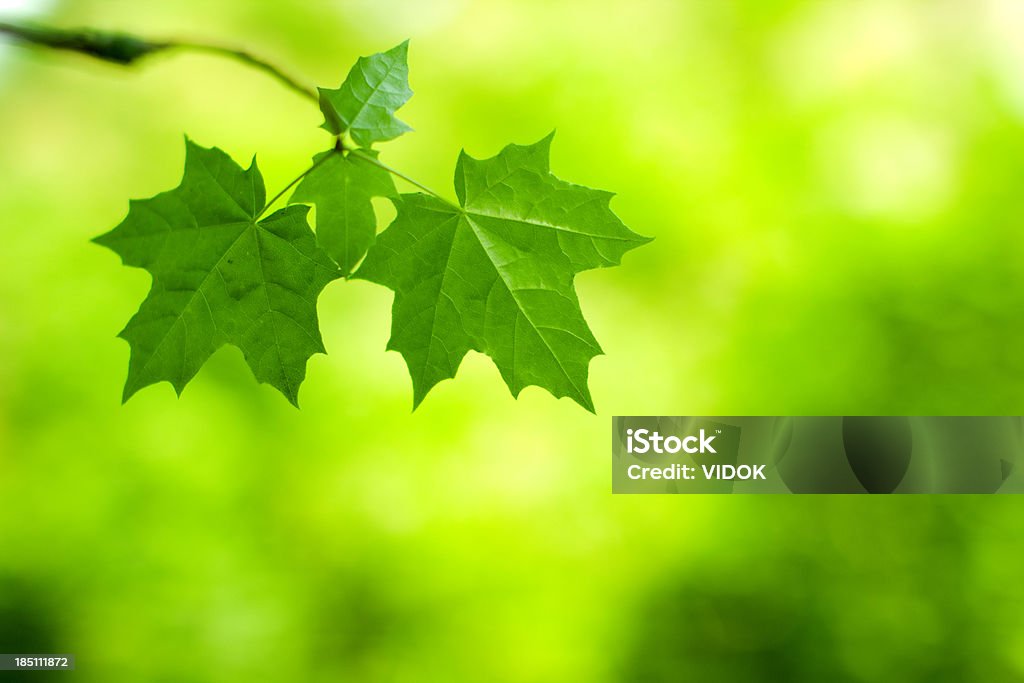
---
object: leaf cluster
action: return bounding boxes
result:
[95,41,650,410]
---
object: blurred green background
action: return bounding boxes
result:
[2,0,1024,680]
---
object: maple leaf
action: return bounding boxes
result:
[290,149,396,276]
[318,40,412,147]
[93,139,340,406]
[355,133,651,412]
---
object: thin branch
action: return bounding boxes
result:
[164,42,317,102]
[0,21,316,102]
[0,21,164,64]
[1,21,455,209]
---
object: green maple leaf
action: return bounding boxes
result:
[93,139,340,406]
[318,40,412,147]
[355,133,651,412]
[290,149,396,276]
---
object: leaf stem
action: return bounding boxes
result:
[347,148,457,208]
[258,151,334,220]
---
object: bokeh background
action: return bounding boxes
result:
[2,0,1024,680]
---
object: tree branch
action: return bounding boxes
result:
[0,21,317,101]
[0,21,453,200]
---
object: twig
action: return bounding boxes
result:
[0,21,453,201]
[0,21,316,101]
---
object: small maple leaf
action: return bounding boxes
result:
[318,40,413,147]
[290,149,396,276]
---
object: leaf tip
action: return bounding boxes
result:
[91,230,112,249]
[410,374,438,411]
[572,385,597,414]
[390,39,411,57]
[182,134,206,158]
[120,378,141,405]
